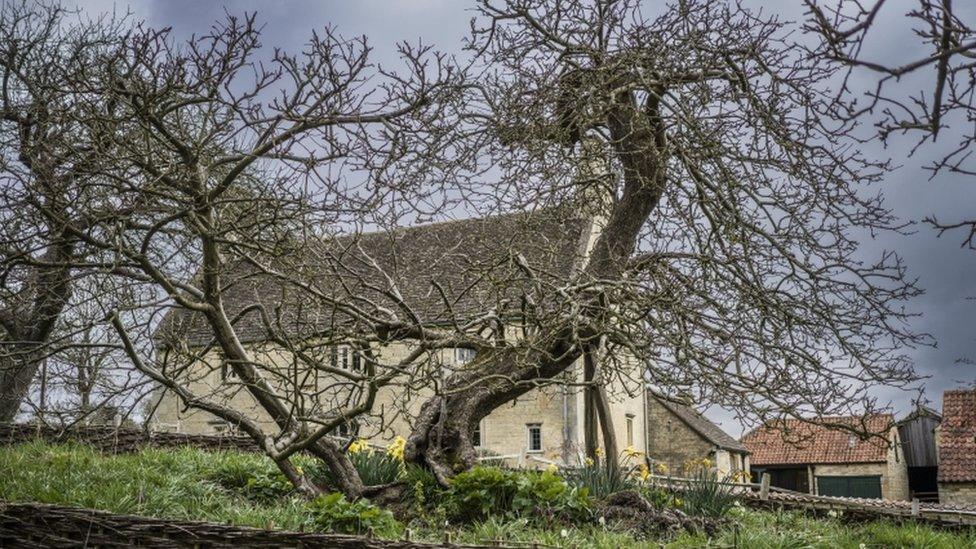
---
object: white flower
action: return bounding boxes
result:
[827,510,838,518]
[560,529,569,538]
[859,544,867,549]
[598,516,606,526]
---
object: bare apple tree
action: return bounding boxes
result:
[34,12,469,498]
[400,0,928,482]
[6,0,931,497]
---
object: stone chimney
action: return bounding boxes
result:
[573,136,615,256]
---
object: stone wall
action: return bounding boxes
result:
[885,426,911,501]
[939,482,976,506]
[153,341,593,466]
[153,335,652,468]
[644,396,715,474]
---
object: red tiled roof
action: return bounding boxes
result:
[741,414,894,466]
[938,389,976,483]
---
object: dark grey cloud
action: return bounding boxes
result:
[69,1,976,434]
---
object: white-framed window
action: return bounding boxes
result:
[331,345,363,371]
[626,413,635,447]
[454,347,477,365]
[473,421,483,448]
[526,423,542,453]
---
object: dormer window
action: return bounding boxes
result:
[330,345,363,371]
[454,348,476,365]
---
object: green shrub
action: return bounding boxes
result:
[563,461,636,499]
[308,492,401,537]
[513,468,591,520]
[680,467,736,518]
[445,466,590,522]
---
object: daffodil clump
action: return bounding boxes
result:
[636,462,651,482]
[386,436,406,462]
[623,446,642,459]
[682,457,713,475]
[347,438,371,454]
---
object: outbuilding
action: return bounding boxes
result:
[741,414,909,500]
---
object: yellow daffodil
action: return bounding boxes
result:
[348,438,370,454]
[637,463,650,482]
[654,462,668,474]
[594,447,604,457]
[624,446,642,458]
[386,436,406,461]
[584,457,595,467]
[546,463,559,473]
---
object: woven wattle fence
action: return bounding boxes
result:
[0,501,509,548]
[0,423,261,454]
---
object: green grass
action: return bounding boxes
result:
[1,442,975,548]
[669,505,976,549]
[0,440,313,530]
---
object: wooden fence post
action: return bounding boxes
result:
[760,473,771,501]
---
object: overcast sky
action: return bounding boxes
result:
[67,0,976,435]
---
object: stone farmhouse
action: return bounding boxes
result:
[151,206,740,468]
[741,414,909,500]
[937,389,976,505]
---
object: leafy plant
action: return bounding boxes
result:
[445,466,590,523]
[308,492,401,537]
[207,457,293,502]
[639,486,674,509]
[679,467,736,518]
[400,463,442,505]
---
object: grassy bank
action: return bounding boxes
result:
[1,441,974,548]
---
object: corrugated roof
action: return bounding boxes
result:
[938,389,976,483]
[648,391,748,453]
[742,414,894,466]
[157,208,590,347]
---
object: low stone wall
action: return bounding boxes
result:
[0,423,261,454]
[940,482,976,507]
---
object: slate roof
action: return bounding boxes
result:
[897,405,942,424]
[938,389,976,483]
[157,208,591,348]
[741,414,894,466]
[648,391,749,453]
